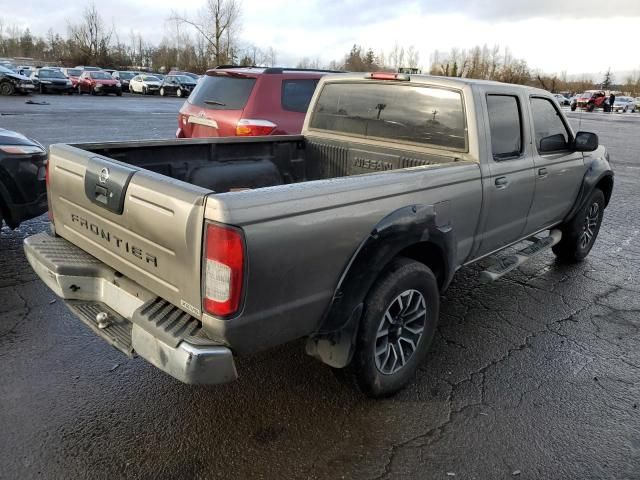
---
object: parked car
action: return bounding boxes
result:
[159,74,197,97]
[26,73,613,397]
[31,68,74,94]
[16,66,34,77]
[612,96,637,113]
[0,129,47,229]
[553,94,570,106]
[168,70,199,81]
[152,73,165,81]
[571,90,609,112]
[635,97,640,110]
[111,71,137,92]
[103,68,116,76]
[177,67,337,138]
[129,74,162,95]
[77,70,122,96]
[0,65,35,95]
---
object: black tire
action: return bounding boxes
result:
[116,91,122,97]
[142,86,148,95]
[160,87,165,96]
[77,85,82,95]
[177,88,183,98]
[552,188,605,263]
[339,257,439,398]
[570,104,577,111]
[587,103,595,112]
[1,81,15,96]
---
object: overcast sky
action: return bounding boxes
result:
[4,0,640,77]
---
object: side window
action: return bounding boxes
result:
[486,95,522,160]
[530,97,571,153]
[281,79,319,113]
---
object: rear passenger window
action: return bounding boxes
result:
[486,95,522,160]
[310,83,467,150]
[282,79,319,113]
[530,97,571,153]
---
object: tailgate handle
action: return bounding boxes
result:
[84,157,136,215]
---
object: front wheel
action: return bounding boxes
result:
[142,86,148,95]
[160,88,165,96]
[570,104,577,111]
[553,189,605,263]
[176,88,183,98]
[338,258,439,398]
[0,82,15,96]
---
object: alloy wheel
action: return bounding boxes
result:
[580,202,600,249]
[374,289,427,375]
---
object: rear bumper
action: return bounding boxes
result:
[23,232,237,385]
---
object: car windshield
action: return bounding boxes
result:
[39,70,66,79]
[177,75,195,83]
[118,72,134,80]
[90,72,112,79]
[0,65,15,74]
[67,69,82,76]
[142,75,160,82]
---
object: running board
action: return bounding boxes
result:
[480,229,562,283]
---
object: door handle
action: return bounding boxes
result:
[495,176,508,188]
[538,168,548,177]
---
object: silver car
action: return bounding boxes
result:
[612,96,636,113]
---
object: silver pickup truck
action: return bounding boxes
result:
[25,72,613,397]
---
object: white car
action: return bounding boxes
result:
[553,94,570,106]
[129,74,162,95]
[612,96,637,113]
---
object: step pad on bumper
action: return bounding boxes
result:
[132,297,210,348]
[66,301,134,357]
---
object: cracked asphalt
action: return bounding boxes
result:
[1,95,639,480]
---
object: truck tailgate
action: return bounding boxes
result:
[47,143,209,319]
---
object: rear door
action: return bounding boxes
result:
[524,96,585,232]
[476,91,536,256]
[181,72,257,137]
[47,144,211,319]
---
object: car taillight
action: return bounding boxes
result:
[236,119,277,136]
[367,72,411,81]
[203,223,245,317]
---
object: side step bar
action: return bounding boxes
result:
[480,229,562,283]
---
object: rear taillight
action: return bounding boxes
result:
[203,223,245,317]
[236,119,277,136]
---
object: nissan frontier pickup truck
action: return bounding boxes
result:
[24,71,613,397]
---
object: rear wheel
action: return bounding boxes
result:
[553,188,605,263]
[177,88,183,98]
[338,257,439,398]
[160,87,165,96]
[142,86,148,95]
[1,82,15,96]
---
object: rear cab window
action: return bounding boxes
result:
[309,82,467,150]
[188,75,257,110]
[281,79,319,113]
[486,95,523,160]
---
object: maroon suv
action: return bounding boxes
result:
[176,67,341,138]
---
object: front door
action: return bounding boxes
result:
[476,93,536,256]
[524,96,585,233]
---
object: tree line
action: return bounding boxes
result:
[0,1,276,73]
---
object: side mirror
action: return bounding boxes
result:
[539,133,568,153]
[574,131,599,152]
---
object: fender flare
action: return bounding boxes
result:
[306,203,456,368]
[564,154,613,223]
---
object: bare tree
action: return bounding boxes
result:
[68,3,112,64]
[170,0,241,66]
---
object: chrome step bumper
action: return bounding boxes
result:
[23,232,237,385]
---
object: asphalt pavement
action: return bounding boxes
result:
[1,94,639,480]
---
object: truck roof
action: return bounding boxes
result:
[320,72,550,96]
